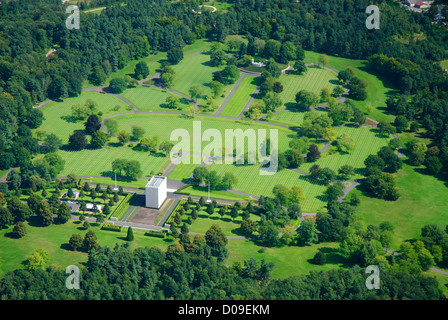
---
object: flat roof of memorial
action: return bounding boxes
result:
[146,176,166,188]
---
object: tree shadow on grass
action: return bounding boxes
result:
[60,243,73,251]
[298,175,324,186]
[306,246,351,267]
[61,115,79,124]
[28,216,43,227]
[4,232,18,239]
[329,79,341,86]
[230,227,246,237]
[354,167,366,176]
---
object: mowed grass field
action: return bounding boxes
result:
[226,240,344,278]
[179,186,252,201]
[0,217,343,280]
[82,40,212,89]
[167,155,202,181]
[300,126,390,178]
[440,60,448,71]
[208,163,328,212]
[170,53,236,106]
[0,219,172,279]
[304,50,396,123]
[220,76,259,117]
[120,86,191,112]
[278,67,339,110]
[353,164,448,250]
[37,92,129,143]
[83,51,167,89]
[113,113,297,153]
[56,146,169,177]
[267,110,308,127]
[182,209,261,237]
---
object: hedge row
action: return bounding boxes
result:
[101,222,122,232]
[144,230,166,238]
[110,193,133,220]
[165,200,186,225]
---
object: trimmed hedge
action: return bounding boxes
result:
[144,230,166,238]
[165,200,186,225]
[101,222,122,232]
[110,193,134,220]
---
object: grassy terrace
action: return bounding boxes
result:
[170,53,236,106]
[56,147,169,178]
[113,113,298,153]
[0,219,171,279]
[208,163,328,213]
[226,240,343,278]
[353,164,448,250]
[220,77,260,117]
[182,208,261,237]
[278,67,339,111]
[0,217,342,280]
[304,50,397,123]
[267,110,308,128]
[178,186,253,201]
[83,51,167,89]
[300,126,391,179]
[120,86,191,112]
[37,92,129,143]
[440,59,448,70]
[167,155,202,181]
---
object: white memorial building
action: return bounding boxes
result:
[145,176,167,209]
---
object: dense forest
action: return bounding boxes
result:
[0,243,442,300]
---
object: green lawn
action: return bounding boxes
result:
[226,240,344,279]
[182,39,213,55]
[83,51,168,89]
[179,186,253,201]
[85,177,148,190]
[183,209,261,237]
[426,269,448,298]
[0,216,343,280]
[37,92,129,143]
[353,164,448,250]
[220,76,259,117]
[267,110,308,128]
[278,67,339,110]
[0,219,172,279]
[304,50,396,123]
[56,146,169,177]
[209,163,328,212]
[112,113,297,153]
[440,60,448,71]
[120,86,191,112]
[167,155,202,181]
[206,0,234,12]
[300,126,390,179]
[170,53,236,106]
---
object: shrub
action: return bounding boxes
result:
[12,222,26,238]
[145,230,166,238]
[312,251,327,265]
[101,222,122,232]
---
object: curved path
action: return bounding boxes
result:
[35,50,396,214]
